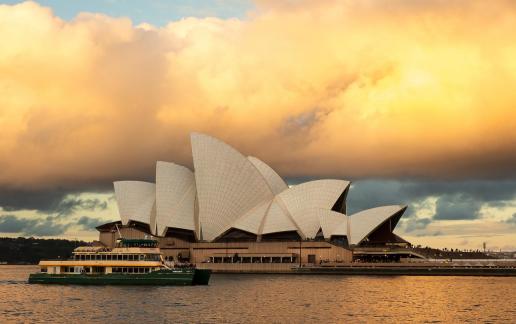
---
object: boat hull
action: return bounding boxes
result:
[28,269,211,285]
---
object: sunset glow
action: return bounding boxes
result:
[0,0,515,250]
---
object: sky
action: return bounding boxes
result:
[0,0,515,250]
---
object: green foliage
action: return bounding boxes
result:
[0,237,89,264]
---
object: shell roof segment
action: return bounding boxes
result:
[248,156,288,195]
[113,181,156,232]
[191,133,274,241]
[112,133,407,244]
[318,210,349,239]
[155,161,197,236]
[348,205,407,245]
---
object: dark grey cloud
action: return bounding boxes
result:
[281,109,321,135]
[52,197,108,217]
[404,217,432,232]
[0,188,74,213]
[77,216,110,230]
[505,213,516,224]
[0,189,110,236]
[0,214,70,236]
[0,189,109,216]
[0,214,37,233]
[343,179,516,221]
[434,194,482,220]
[279,107,333,147]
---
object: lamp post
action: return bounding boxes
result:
[299,239,302,267]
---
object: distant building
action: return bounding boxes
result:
[97,133,412,269]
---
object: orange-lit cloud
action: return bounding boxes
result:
[1,0,516,190]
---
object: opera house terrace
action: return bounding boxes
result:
[96,133,417,272]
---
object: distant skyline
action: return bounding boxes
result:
[0,1,515,250]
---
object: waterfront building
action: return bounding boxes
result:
[97,133,413,271]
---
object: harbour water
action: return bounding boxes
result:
[1,265,515,323]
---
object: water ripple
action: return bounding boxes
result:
[0,265,515,323]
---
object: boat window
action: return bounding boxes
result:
[128,268,133,273]
[139,255,144,260]
[123,254,128,260]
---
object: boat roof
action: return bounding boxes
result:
[74,246,109,252]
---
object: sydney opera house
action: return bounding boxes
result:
[97,133,412,270]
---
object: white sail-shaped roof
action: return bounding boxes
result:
[318,210,348,239]
[114,181,156,231]
[228,180,349,238]
[260,200,299,235]
[276,180,349,237]
[248,156,288,195]
[278,180,350,214]
[232,200,272,234]
[348,205,406,245]
[155,161,196,236]
[111,132,408,244]
[191,133,274,241]
[290,208,326,239]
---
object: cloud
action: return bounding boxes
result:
[0,1,515,192]
[77,216,109,230]
[0,189,109,215]
[52,197,108,217]
[404,217,431,232]
[0,214,70,236]
[0,214,37,232]
[0,188,73,213]
[433,194,482,220]
[346,180,516,220]
[506,213,516,224]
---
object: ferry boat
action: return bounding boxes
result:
[28,239,211,285]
